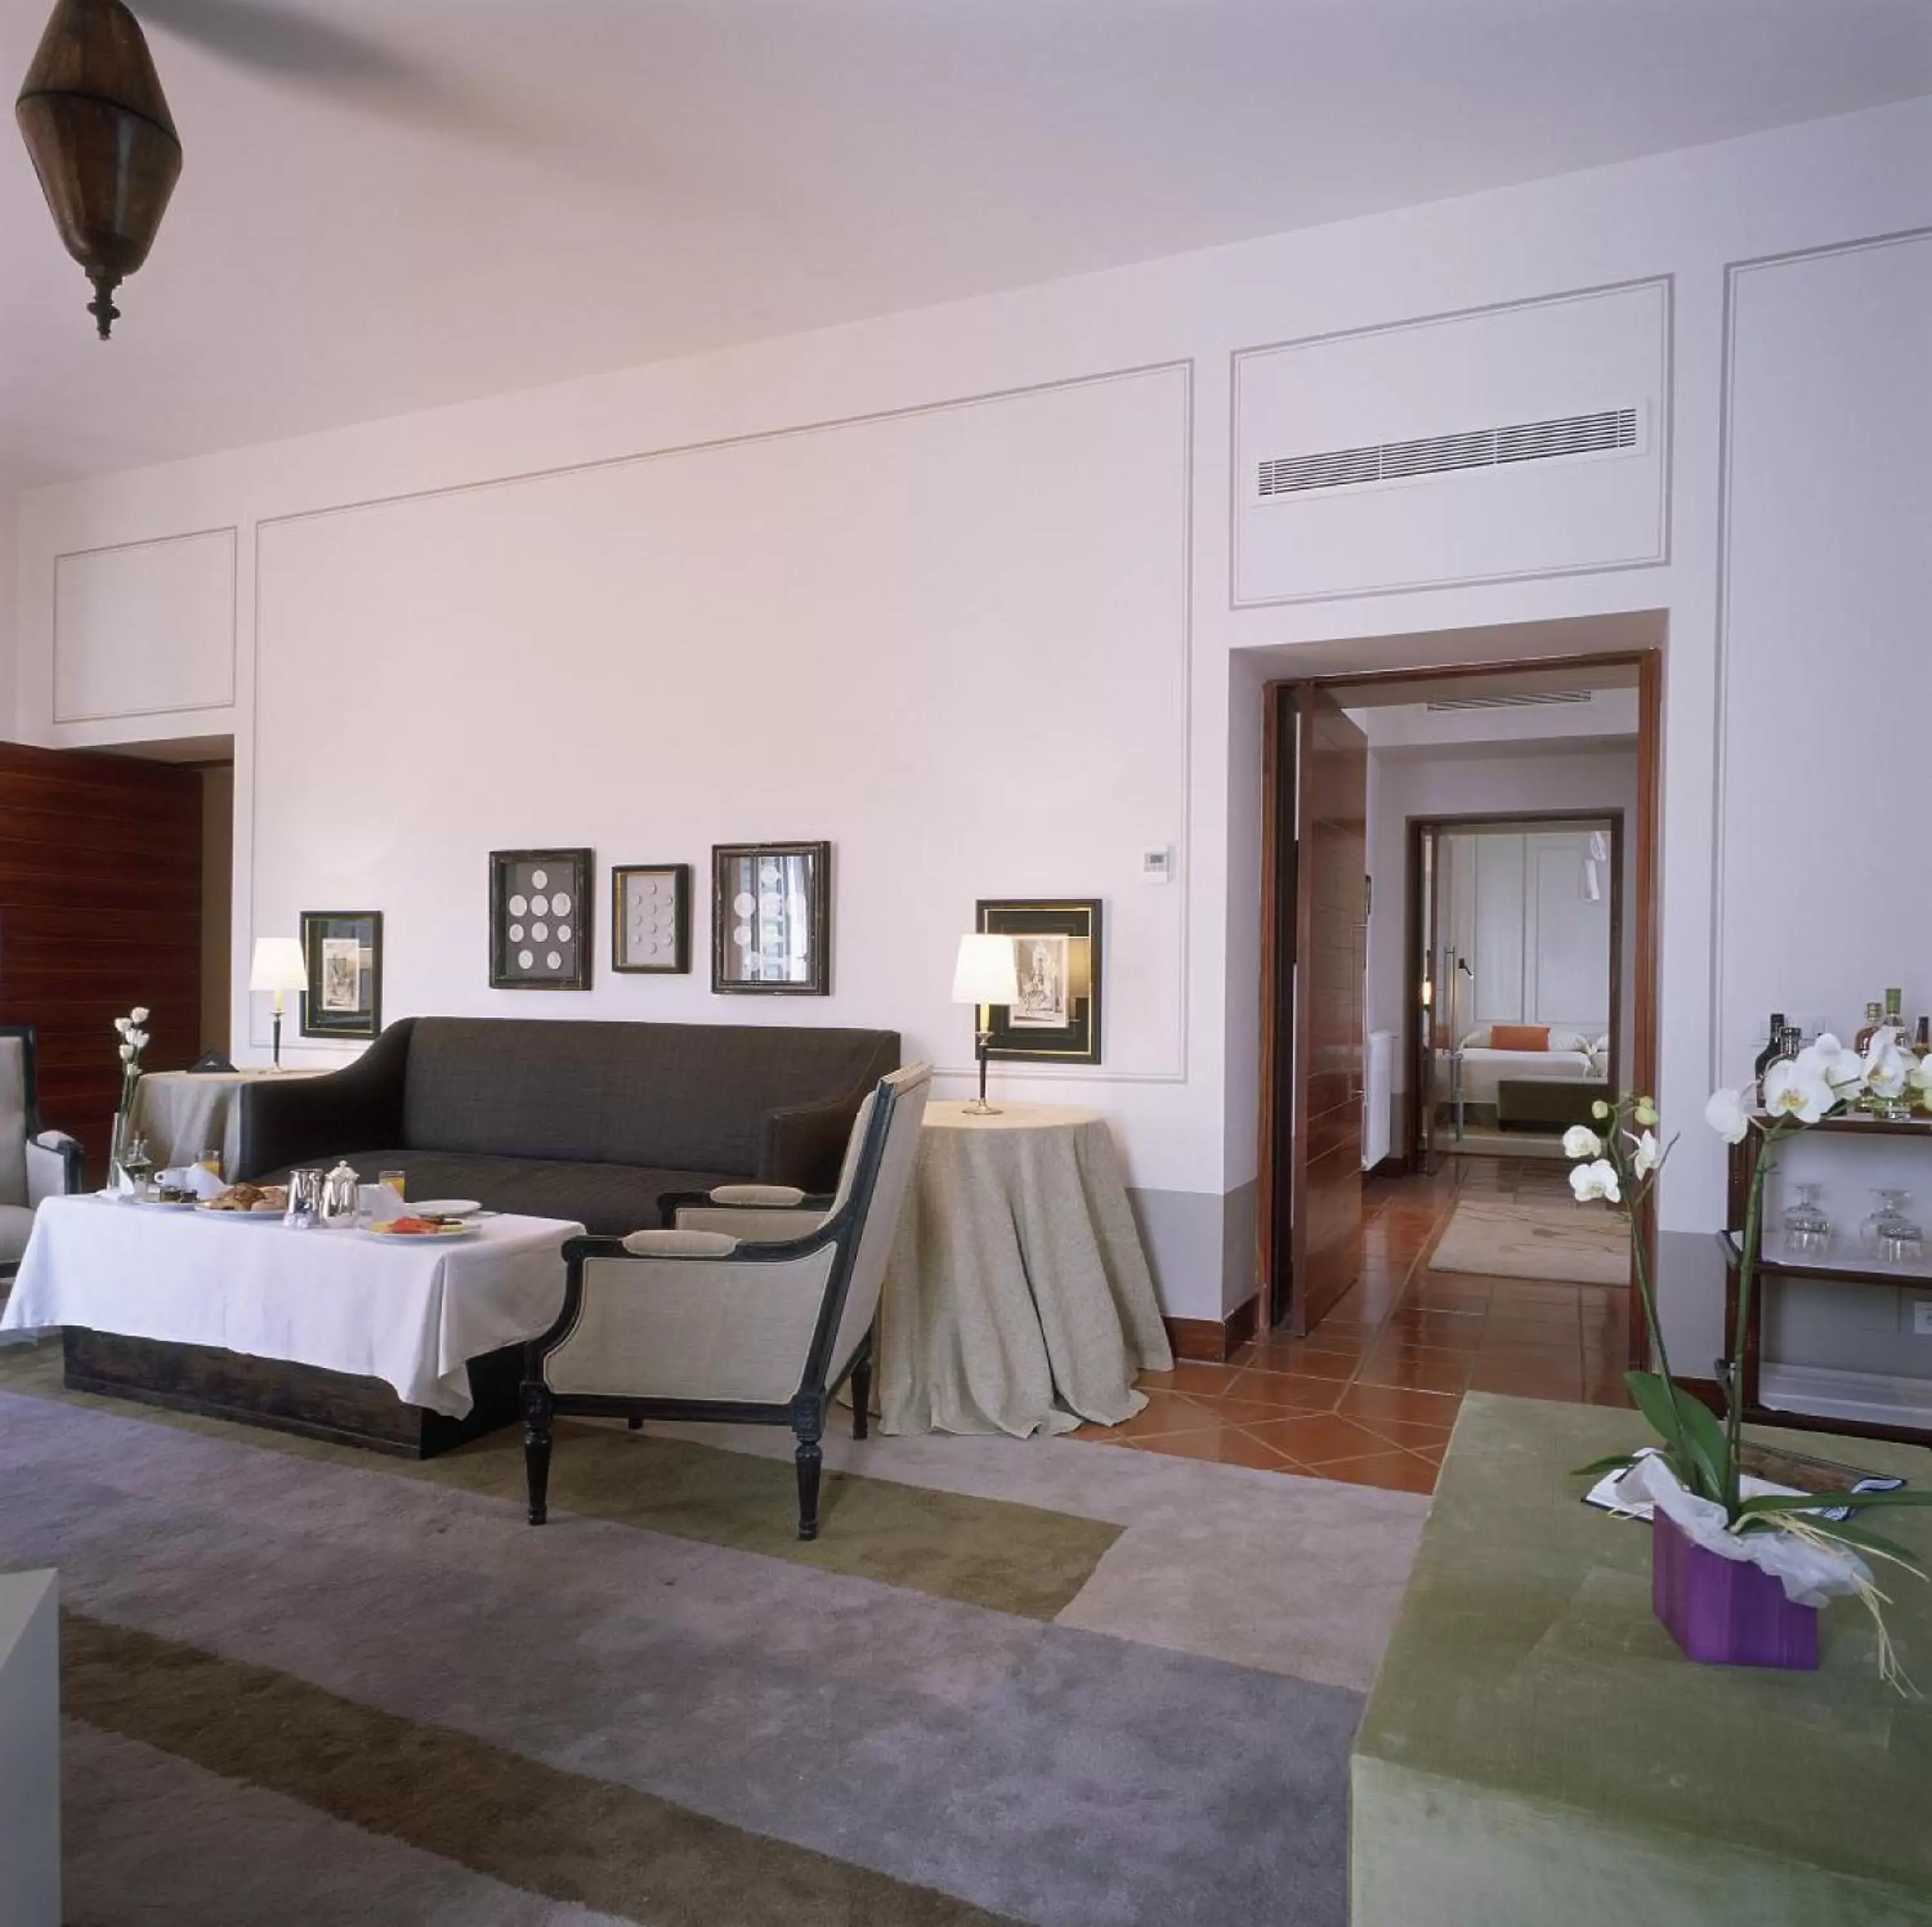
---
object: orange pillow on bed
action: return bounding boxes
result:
[1490,1024,1551,1052]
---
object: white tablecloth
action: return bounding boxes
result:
[879,1101,1173,1438]
[128,1069,327,1177]
[0,1196,580,1417]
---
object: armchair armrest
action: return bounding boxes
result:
[712,1183,806,1207]
[26,1130,84,1204]
[620,1228,740,1258]
[661,1185,837,1244]
[236,1019,415,1179]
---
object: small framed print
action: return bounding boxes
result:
[490,849,592,991]
[299,911,382,1040]
[712,841,831,996]
[976,898,1102,1064]
[612,864,690,974]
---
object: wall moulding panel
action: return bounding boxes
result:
[250,361,1193,1087]
[1231,278,1671,606]
[52,527,237,725]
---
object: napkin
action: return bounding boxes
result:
[157,1164,229,1200]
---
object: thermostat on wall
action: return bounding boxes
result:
[1142,846,1173,884]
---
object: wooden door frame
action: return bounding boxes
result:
[1256,648,1662,1363]
[1401,806,1625,1156]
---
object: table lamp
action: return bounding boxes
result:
[952,933,1019,1115]
[249,936,308,1070]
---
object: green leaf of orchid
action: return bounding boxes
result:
[1784,1515,1929,1576]
[1736,1490,1932,1516]
[1624,1371,1727,1500]
[1572,1454,1640,1478]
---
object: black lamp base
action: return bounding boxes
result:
[961,1031,1001,1115]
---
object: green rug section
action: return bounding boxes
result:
[0,1342,1117,1620]
[1353,1394,1932,1926]
[65,1609,1025,1927]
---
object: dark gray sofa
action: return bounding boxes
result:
[236,1016,900,1235]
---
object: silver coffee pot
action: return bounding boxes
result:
[284,1167,325,1227]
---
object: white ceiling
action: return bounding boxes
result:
[3,0,1929,491]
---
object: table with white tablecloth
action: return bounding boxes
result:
[1,1195,578,1418]
[878,1101,1173,1438]
[126,1068,327,1179]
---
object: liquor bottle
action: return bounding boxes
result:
[1854,1001,1884,1055]
[1915,1016,1931,1062]
[1882,987,1906,1046]
[1752,1012,1786,1094]
[1777,1024,1802,1062]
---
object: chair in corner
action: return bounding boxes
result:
[522,1063,932,1540]
[0,1026,86,1284]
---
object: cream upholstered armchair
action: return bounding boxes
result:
[0,1027,86,1282]
[522,1063,931,1540]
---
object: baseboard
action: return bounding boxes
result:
[1165,1295,1260,1364]
[1363,1153,1408,1179]
[1759,1362,1932,1434]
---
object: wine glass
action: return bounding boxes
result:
[1781,1182,1832,1259]
[1865,1190,1924,1267]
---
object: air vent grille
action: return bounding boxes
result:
[1258,406,1638,498]
[1425,690,1594,714]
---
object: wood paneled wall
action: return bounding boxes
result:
[0,743,205,1175]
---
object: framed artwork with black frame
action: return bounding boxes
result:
[489,848,593,991]
[975,898,1103,1064]
[712,841,831,995]
[298,910,383,1039]
[612,864,690,974]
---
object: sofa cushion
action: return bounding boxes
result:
[313,1150,746,1239]
[399,1018,897,1176]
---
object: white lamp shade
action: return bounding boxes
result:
[249,936,308,994]
[952,933,1019,1007]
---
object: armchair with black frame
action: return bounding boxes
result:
[521,1063,931,1541]
[0,1026,86,1282]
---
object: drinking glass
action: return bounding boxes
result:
[1865,1189,1925,1267]
[1781,1182,1832,1260]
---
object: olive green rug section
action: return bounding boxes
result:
[64,1609,1023,1927]
[0,1342,1116,1620]
[1426,1196,1627,1285]
[1352,1394,1932,1926]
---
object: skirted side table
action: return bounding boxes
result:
[878,1100,1173,1437]
[128,1068,327,1177]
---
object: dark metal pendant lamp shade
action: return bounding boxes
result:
[16,0,181,338]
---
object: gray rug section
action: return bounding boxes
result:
[65,1723,634,1927]
[6,1391,1365,1927]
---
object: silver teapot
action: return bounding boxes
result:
[319,1161,361,1225]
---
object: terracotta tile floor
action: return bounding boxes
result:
[1079,1155,1633,1494]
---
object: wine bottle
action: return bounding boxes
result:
[1882,986,1905,1047]
[1855,1000,1884,1055]
[1915,1016,1930,1061]
[1753,1012,1786,1098]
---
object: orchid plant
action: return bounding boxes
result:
[108,1005,151,1178]
[1567,1030,1932,1593]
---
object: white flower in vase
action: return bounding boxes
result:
[1704,1087,1751,1144]
[118,1042,133,1063]
[1562,1125,1603,1160]
[113,1016,130,1036]
[1569,1158,1622,1204]
[1631,1129,1662,1179]
[130,1006,149,1024]
[1762,1058,1837,1124]
[1798,1032,1865,1096]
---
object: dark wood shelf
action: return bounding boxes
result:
[1716,1230,1932,1291]
[1747,1110,1932,1139]
[1742,1400,1932,1450]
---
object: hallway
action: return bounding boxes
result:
[1081,1157,1632,1493]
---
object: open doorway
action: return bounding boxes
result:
[1257,638,1660,1381]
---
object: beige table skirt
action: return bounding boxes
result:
[128,1069,326,1178]
[878,1101,1173,1438]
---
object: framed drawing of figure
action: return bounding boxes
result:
[298,910,383,1039]
[974,898,1101,1063]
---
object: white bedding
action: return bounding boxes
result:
[1441,1047,1600,1108]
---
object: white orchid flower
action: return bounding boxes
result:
[1569,1158,1622,1204]
[117,1042,133,1062]
[130,1006,150,1025]
[1763,1058,1837,1123]
[1562,1125,1602,1160]
[128,1030,149,1050]
[113,1016,130,1036]
[1797,1032,1864,1093]
[1704,1087,1751,1144]
[1863,1037,1909,1101]
[1631,1130,1662,1179]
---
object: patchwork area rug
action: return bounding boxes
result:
[1427,1196,1629,1286]
[0,1340,1427,1926]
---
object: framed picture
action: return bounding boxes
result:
[298,910,383,1039]
[612,864,690,973]
[712,841,831,995]
[489,849,592,991]
[976,898,1103,1063]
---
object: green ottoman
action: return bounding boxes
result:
[1353,1394,1932,1926]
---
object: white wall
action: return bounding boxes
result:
[10,94,1931,1342]
[0,493,16,741]
[1365,747,1640,1091]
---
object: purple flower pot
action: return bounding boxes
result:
[1651,1512,1819,1669]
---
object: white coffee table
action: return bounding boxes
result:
[0,1195,583,1457]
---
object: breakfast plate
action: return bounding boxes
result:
[363,1216,479,1242]
[402,1199,482,1218]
